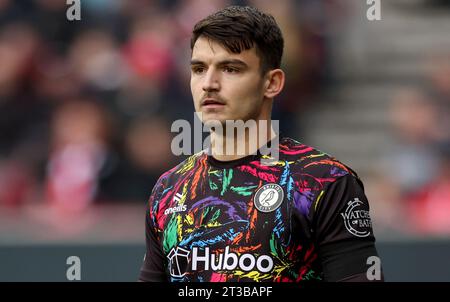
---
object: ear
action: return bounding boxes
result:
[263,69,285,99]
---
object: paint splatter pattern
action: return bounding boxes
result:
[148,137,352,282]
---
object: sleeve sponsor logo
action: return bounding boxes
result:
[340,197,372,237]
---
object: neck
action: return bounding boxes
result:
[209,120,277,162]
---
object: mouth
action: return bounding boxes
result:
[201,98,226,108]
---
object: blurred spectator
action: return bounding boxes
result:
[407,143,450,235]
[33,0,81,53]
[99,116,176,203]
[386,87,441,194]
[427,53,450,144]
[0,22,39,99]
[0,159,35,208]
[248,0,303,137]
[69,29,127,94]
[371,87,440,234]
[376,82,450,235]
[122,10,174,86]
[400,54,450,235]
[0,22,50,209]
[45,99,113,214]
[115,9,176,124]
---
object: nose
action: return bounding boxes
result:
[202,69,220,92]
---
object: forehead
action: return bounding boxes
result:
[191,36,260,67]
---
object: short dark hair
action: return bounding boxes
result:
[191,6,284,74]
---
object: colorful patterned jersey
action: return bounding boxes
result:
[139,137,380,282]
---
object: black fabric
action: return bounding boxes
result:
[139,183,167,282]
[206,133,280,168]
[207,152,261,168]
[313,175,383,282]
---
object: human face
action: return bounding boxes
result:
[190,36,268,126]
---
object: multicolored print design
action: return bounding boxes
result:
[148,137,353,282]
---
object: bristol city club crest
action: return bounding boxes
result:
[253,183,284,213]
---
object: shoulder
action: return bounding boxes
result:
[150,150,207,193]
[280,137,366,223]
[147,150,207,224]
[279,137,358,186]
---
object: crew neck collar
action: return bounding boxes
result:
[206,133,282,168]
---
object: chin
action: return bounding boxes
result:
[200,111,224,121]
[203,118,226,129]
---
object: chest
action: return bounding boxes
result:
[158,167,307,252]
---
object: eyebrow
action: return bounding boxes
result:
[190,59,249,68]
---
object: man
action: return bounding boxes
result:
[139,6,383,282]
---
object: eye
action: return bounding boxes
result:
[223,66,239,73]
[192,66,205,74]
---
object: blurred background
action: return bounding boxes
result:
[0,0,449,281]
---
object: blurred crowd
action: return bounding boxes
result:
[0,0,336,212]
[373,53,450,236]
[0,0,449,237]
